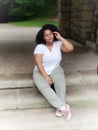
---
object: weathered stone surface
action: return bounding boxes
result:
[59,0,98,46]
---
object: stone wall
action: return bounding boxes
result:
[59,0,97,44]
[59,0,72,38]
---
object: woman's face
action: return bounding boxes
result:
[43,29,54,44]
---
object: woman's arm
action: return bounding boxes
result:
[53,32,74,52]
[34,54,53,85]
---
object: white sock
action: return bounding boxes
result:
[60,105,66,110]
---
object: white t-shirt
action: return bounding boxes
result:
[34,41,62,75]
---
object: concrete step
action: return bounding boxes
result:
[0,70,98,89]
[0,73,33,89]
[65,70,98,87]
[0,106,98,130]
[0,84,98,110]
[0,71,97,110]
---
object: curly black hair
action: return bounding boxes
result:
[35,24,60,44]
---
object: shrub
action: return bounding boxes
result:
[3,0,57,21]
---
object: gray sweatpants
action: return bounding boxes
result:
[33,66,66,109]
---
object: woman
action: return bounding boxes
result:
[33,24,74,120]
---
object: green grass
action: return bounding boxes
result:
[9,18,58,27]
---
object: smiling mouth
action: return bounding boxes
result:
[48,38,53,40]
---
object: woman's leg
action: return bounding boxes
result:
[33,69,72,120]
[33,70,65,109]
[50,66,72,120]
[50,66,66,104]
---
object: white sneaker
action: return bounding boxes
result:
[55,109,62,117]
[61,104,72,121]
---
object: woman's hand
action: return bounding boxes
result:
[45,76,53,85]
[53,31,74,52]
[53,32,62,40]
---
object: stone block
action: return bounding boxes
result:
[80,11,92,21]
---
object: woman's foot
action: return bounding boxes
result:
[55,109,62,117]
[55,104,72,120]
[61,104,72,120]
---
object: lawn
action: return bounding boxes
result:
[9,18,58,27]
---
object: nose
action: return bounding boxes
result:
[48,34,52,39]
